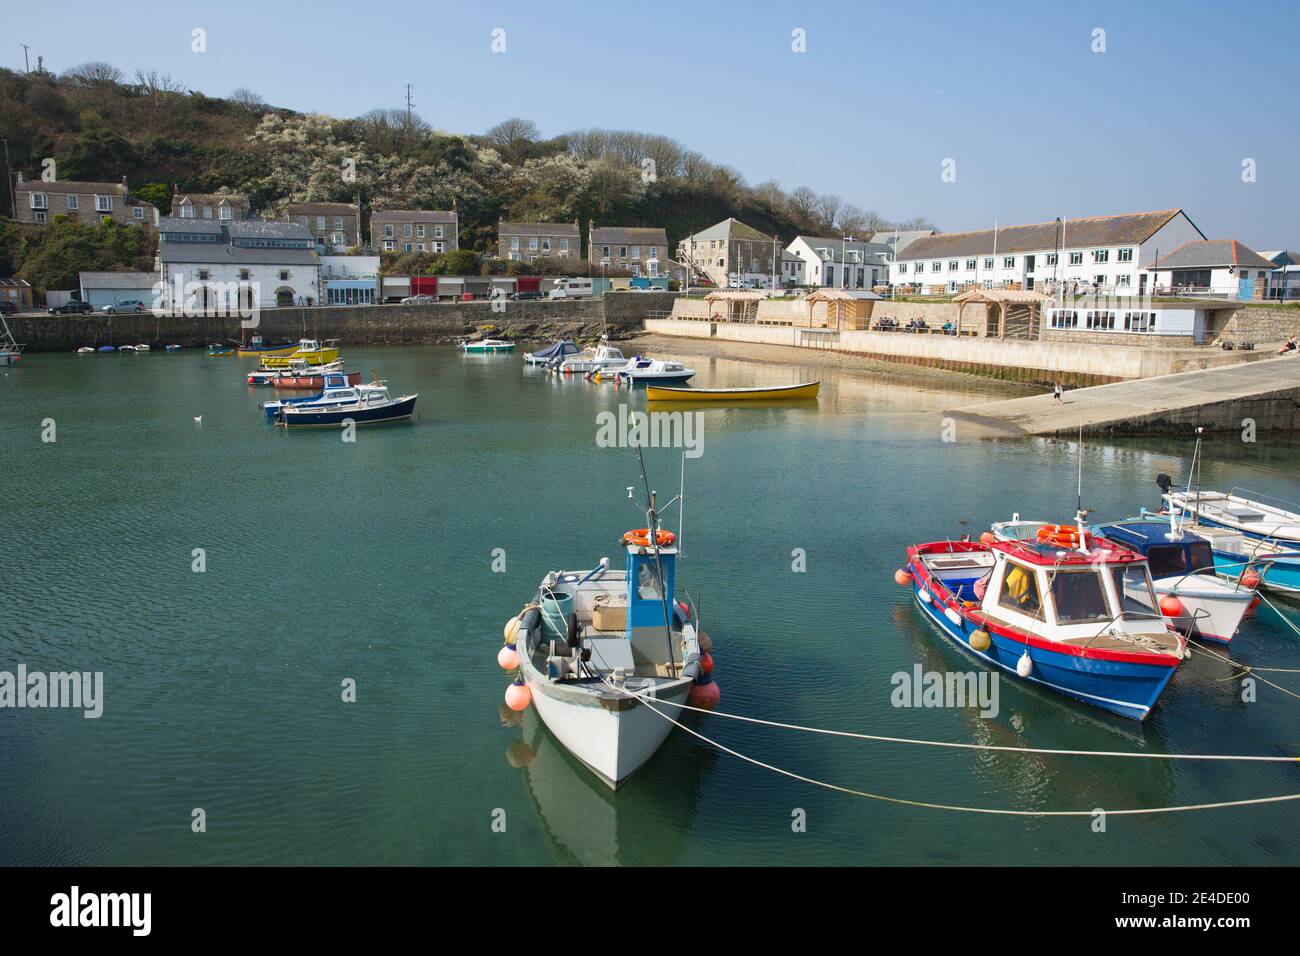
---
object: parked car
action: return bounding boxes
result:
[509,290,543,301]
[0,301,17,316]
[102,299,146,314]
[400,294,435,305]
[49,300,95,315]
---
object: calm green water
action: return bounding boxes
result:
[2,346,1298,866]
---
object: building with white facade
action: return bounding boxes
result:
[784,236,891,288]
[1146,239,1276,299]
[156,217,320,311]
[319,255,380,305]
[890,209,1205,296]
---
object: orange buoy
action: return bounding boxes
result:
[1242,569,1261,590]
[894,568,913,586]
[979,531,997,545]
[1158,594,1185,618]
[497,642,519,670]
[622,528,676,548]
[699,652,714,675]
[688,676,720,710]
[504,678,532,711]
[1036,524,1091,549]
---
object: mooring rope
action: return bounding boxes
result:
[1258,591,1300,644]
[1186,637,1300,701]
[607,682,1300,817]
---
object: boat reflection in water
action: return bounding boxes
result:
[510,709,708,866]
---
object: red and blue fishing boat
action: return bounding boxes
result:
[901,520,1186,721]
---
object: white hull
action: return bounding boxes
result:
[525,673,689,788]
[1153,576,1253,644]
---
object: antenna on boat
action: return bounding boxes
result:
[632,441,679,677]
[1076,423,1084,516]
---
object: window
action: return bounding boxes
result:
[542,239,551,253]
[998,562,1043,619]
[279,270,290,281]
[510,237,519,251]
[96,195,113,212]
[416,243,426,252]
[983,257,994,269]
[435,226,443,239]
[1045,253,1057,266]
[631,245,640,260]
[317,216,327,230]
[1069,251,1083,265]
[239,269,250,281]
[29,192,49,210]
[898,263,908,274]
[332,232,344,245]
[197,269,210,281]
[434,241,445,253]
[1003,256,1015,268]
[403,224,413,238]
[932,261,942,271]
[915,263,924,273]
[403,243,412,253]
[180,204,195,218]
[1118,248,1133,262]
[1146,543,1214,578]
[334,217,343,230]
[417,225,425,238]
[383,240,394,251]
[1117,274,1131,288]
[219,205,232,220]
[560,239,569,253]
[1092,249,1109,263]
[529,239,538,251]
[384,225,395,239]
[66,195,78,210]
[1049,570,1110,625]
[34,210,47,223]
[948,260,959,271]
[1112,565,1157,618]
[133,207,144,221]
[965,258,976,270]
[826,266,835,285]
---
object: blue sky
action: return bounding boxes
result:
[7,0,1298,246]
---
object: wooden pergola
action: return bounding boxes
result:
[703,290,765,323]
[952,288,1053,338]
[802,288,881,330]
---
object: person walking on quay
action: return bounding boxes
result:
[1053,382,1064,403]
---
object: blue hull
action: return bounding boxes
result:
[281,395,417,427]
[1211,548,1300,595]
[911,581,1177,721]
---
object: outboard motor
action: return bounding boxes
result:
[1155,473,1173,512]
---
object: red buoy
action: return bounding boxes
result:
[699,652,714,675]
[1242,569,1261,590]
[688,676,720,710]
[1158,594,1185,618]
[979,531,997,545]
[894,568,913,586]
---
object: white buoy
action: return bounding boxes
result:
[193,416,202,423]
[1016,652,1033,677]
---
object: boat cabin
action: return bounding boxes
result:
[1094,520,1217,581]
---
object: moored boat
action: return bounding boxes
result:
[246,358,346,387]
[207,343,236,356]
[610,358,695,385]
[236,335,299,358]
[263,373,367,420]
[500,477,710,788]
[272,369,361,390]
[555,341,628,375]
[258,339,342,368]
[646,381,820,402]
[524,340,580,365]
[460,338,515,353]
[277,380,417,427]
[1,317,26,366]
[903,523,1186,720]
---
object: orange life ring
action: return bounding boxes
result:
[622,528,676,547]
[1035,524,1091,548]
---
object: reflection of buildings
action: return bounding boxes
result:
[514,709,706,866]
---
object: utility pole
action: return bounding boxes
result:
[1,139,14,219]
[404,84,415,132]
[21,43,30,73]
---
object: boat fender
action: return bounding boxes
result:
[497,642,519,670]
[1016,652,1033,678]
[973,573,990,600]
[504,678,532,711]
[918,588,933,604]
[699,652,714,675]
[698,632,712,653]
[688,674,720,710]
[1158,594,1185,618]
[1242,569,1261,590]
[943,606,963,628]
[970,630,991,652]
[979,531,997,545]
[894,569,913,586]
[504,616,521,643]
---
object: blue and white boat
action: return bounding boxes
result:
[612,358,695,385]
[524,340,581,365]
[903,523,1186,721]
[1092,517,1257,645]
[278,381,417,428]
[263,372,364,421]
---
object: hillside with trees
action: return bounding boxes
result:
[0,63,936,288]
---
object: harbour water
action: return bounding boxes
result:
[2,346,1298,866]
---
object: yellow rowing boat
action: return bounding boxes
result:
[645,381,820,402]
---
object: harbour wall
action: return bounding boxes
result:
[10,293,679,351]
[643,317,1267,386]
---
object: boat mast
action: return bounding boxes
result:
[634,443,678,675]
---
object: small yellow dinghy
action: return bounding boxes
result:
[645,381,820,402]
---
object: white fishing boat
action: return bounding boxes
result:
[524,340,581,365]
[554,342,628,375]
[498,456,716,788]
[460,338,514,353]
[1164,487,1300,546]
[1,317,26,366]
[610,358,695,385]
[246,358,345,386]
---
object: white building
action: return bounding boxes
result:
[890,209,1205,296]
[157,217,320,310]
[784,236,891,288]
[1045,301,1215,343]
[78,271,159,309]
[1146,239,1276,299]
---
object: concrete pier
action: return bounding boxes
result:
[953,355,1300,436]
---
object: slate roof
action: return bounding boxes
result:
[793,236,892,261]
[895,209,1194,261]
[372,209,457,223]
[289,201,359,216]
[17,179,127,195]
[498,220,578,237]
[157,216,224,235]
[159,242,318,265]
[589,225,669,246]
[79,271,158,286]
[1147,239,1276,271]
[227,220,312,241]
[687,218,776,243]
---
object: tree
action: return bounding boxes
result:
[132,182,171,215]
[229,87,266,111]
[485,118,539,164]
[61,62,124,87]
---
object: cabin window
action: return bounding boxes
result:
[1111,565,1157,617]
[636,562,664,601]
[1146,542,1214,577]
[997,561,1043,619]
[1049,570,1110,624]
